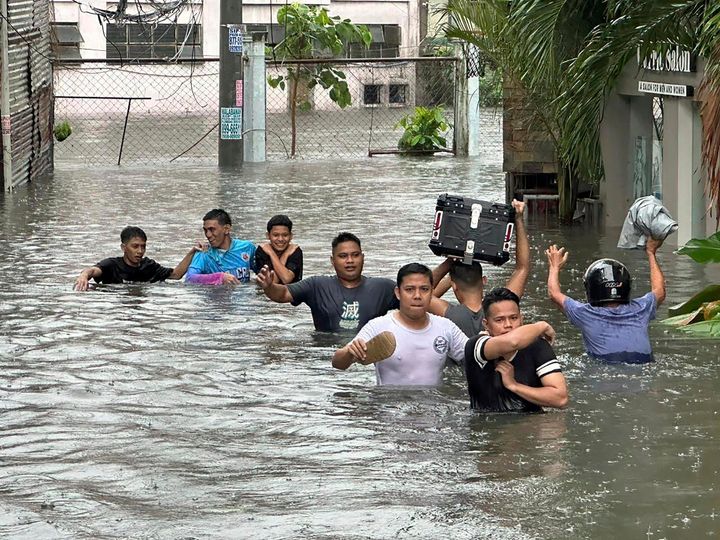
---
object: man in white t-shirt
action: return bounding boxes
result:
[332,263,468,385]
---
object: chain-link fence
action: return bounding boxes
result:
[53,60,219,165]
[265,58,457,159]
[52,57,463,164]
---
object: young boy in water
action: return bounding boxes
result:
[545,238,665,363]
[253,214,303,284]
[74,226,201,290]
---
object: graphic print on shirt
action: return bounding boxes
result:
[340,300,360,329]
[433,336,449,354]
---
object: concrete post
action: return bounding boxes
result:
[243,32,266,162]
[662,97,703,246]
[453,48,468,157]
[0,0,13,191]
[218,0,243,167]
[467,75,479,156]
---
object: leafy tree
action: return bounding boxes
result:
[267,4,371,157]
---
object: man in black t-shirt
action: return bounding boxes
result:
[252,214,303,284]
[464,287,568,412]
[74,226,202,290]
[256,232,398,332]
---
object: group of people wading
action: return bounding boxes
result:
[75,202,666,413]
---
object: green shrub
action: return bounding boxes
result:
[396,106,450,152]
[54,121,72,142]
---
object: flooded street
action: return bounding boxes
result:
[1,157,719,539]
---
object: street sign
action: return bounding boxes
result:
[221,107,243,140]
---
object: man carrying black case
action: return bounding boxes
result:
[429,198,530,338]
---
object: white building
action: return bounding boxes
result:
[50,0,421,61]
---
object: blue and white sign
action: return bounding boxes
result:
[221,107,243,140]
[228,25,243,54]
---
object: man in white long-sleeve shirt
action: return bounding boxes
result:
[333,263,468,386]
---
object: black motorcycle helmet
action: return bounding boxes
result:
[583,258,632,306]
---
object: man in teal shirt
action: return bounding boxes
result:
[186,209,256,285]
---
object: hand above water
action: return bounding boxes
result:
[255,265,275,289]
[546,244,569,271]
[645,236,663,254]
[511,198,525,218]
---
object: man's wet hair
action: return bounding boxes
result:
[267,214,293,232]
[203,209,232,226]
[332,232,361,252]
[397,262,434,288]
[450,260,483,288]
[120,226,147,244]
[482,287,520,315]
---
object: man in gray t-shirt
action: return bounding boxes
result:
[256,232,399,332]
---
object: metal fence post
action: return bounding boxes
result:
[117,98,133,166]
[243,32,265,162]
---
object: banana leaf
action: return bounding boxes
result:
[660,307,705,326]
[676,231,720,264]
[678,319,720,337]
[668,285,720,317]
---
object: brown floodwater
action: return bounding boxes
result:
[1,157,719,539]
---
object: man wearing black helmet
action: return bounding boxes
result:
[545,238,665,363]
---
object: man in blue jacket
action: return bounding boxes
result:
[186,209,256,285]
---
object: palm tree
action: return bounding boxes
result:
[444,0,606,221]
[444,0,720,225]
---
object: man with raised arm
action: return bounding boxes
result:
[74,226,201,290]
[185,209,256,286]
[464,287,568,412]
[256,232,398,332]
[430,199,529,337]
[333,263,468,385]
[546,238,665,364]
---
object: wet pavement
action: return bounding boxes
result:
[1,157,719,539]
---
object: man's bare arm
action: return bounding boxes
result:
[545,244,569,310]
[256,265,294,303]
[332,338,367,370]
[495,365,568,408]
[169,243,204,280]
[481,322,555,360]
[646,238,666,305]
[74,266,102,291]
[506,199,530,298]
[262,244,298,285]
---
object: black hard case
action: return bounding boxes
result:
[429,194,515,266]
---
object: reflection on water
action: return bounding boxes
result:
[1,157,719,539]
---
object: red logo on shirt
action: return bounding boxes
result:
[241,253,250,262]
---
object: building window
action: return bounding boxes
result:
[389,84,407,104]
[364,84,382,105]
[106,23,202,60]
[50,23,83,60]
[348,25,401,58]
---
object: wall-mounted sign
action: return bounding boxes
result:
[638,46,695,73]
[221,107,243,140]
[638,80,694,97]
[228,25,243,54]
[235,80,243,107]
